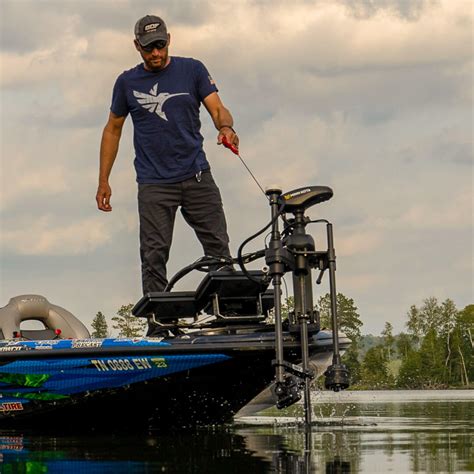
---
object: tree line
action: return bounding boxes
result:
[91,294,472,389]
[318,295,472,389]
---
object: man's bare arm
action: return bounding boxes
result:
[96,112,126,212]
[203,92,239,150]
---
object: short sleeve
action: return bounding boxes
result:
[110,74,129,117]
[194,60,218,102]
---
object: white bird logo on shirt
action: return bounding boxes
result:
[133,83,189,121]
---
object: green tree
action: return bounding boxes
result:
[447,305,473,386]
[381,322,395,360]
[112,304,147,337]
[438,299,459,380]
[406,304,423,340]
[406,297,455,339]
[458,304,473,349]
[405,297,462,386]
[448,324,470,386]
[418,328,446,387]
[359,345,393,388]
[439,299,458,336]
[317,293,363,342]
[395,332,415,360]
[400,299,473,388]
[91,311,109,338]
[398,328,447,388]
[406,297,438,339]
[397,348,423,388]
[342,342,361,385]
[420,297,443,333]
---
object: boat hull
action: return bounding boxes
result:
[0,331,348,429]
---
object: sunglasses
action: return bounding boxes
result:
[141,40,168,52]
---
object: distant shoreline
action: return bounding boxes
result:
[311,389,474,403]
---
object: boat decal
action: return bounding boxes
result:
[0,354,231,408]
[90,356,167,372]
[71,340,103,349]
[0,373,50,388]
[0,402,24,412]
[151,357,167,368]
[0,435,23,452]
[0,346,28,352]
[0,337,171,352]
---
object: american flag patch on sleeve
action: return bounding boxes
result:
[208,75,216,85]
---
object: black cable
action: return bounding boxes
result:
[264,231,272,249]
[237,249,266,264]
[237,204,286,283]
[165,250,267,292]
[308,219,329,225]
[164,255,234,291]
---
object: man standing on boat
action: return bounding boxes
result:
[96,15,238,300]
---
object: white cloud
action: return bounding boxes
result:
[398,190,472,229]
[339,271,389,292]
[1,213,135,256]
[337,230,383,256]
[173,1,471,73]
[0,154,68,211]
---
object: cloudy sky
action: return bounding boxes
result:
[0,0,472,335]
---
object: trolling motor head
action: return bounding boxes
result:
[278,186,333,213]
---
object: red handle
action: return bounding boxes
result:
[221,136,239,155]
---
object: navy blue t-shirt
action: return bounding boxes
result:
[111,57,218,183]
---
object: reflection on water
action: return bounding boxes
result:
[1,390,473,473]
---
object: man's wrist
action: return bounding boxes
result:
[219,125,236,133]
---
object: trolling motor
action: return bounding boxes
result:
[220,140,349,424]
[263,186,350,425]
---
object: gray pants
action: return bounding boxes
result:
[138,171,231,294]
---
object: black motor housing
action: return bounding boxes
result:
[278,186,333,212]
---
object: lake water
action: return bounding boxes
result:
[1,390,472,473]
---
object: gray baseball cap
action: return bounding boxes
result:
[134,15,168,46]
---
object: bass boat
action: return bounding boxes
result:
[0,185,350,429]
